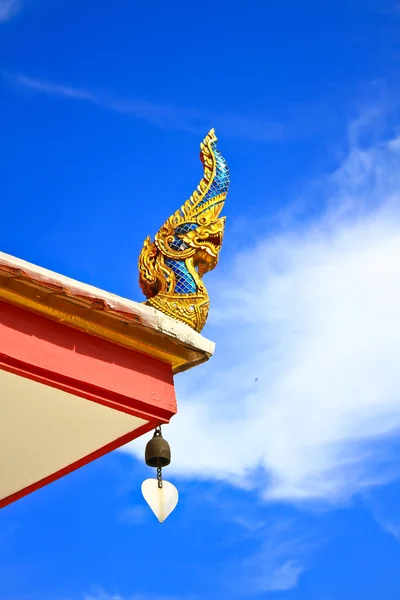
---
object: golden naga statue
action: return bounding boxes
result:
[138,129,230,333]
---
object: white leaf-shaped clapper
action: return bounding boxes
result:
[141,479,179,523]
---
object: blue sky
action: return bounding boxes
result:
[2,0,400,598]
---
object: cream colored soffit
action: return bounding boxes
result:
[0,369,147,501]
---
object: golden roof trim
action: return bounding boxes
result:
[0,252,215,375]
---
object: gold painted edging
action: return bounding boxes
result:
[0,277,211,374]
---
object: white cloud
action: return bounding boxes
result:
[0,0,20,22]
[241,554,303,594]
[8,73,300,142]
[374,514,400,541]
[117,505,149,525]
[234,522,310,594]
[12,75,97,101]
[124,126,400,505]
[365,490,400,542]
[84,593,186,600]
[232,515,267,532]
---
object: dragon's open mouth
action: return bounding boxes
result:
[206,233,222,249]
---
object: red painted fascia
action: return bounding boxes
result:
[0,300,177,422]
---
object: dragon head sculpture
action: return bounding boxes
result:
[138,129,230,333]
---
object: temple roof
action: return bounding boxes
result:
[0,251,214,374]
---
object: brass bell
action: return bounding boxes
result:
[145,427,171,468]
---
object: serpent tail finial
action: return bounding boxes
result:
[138,129,230,332]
